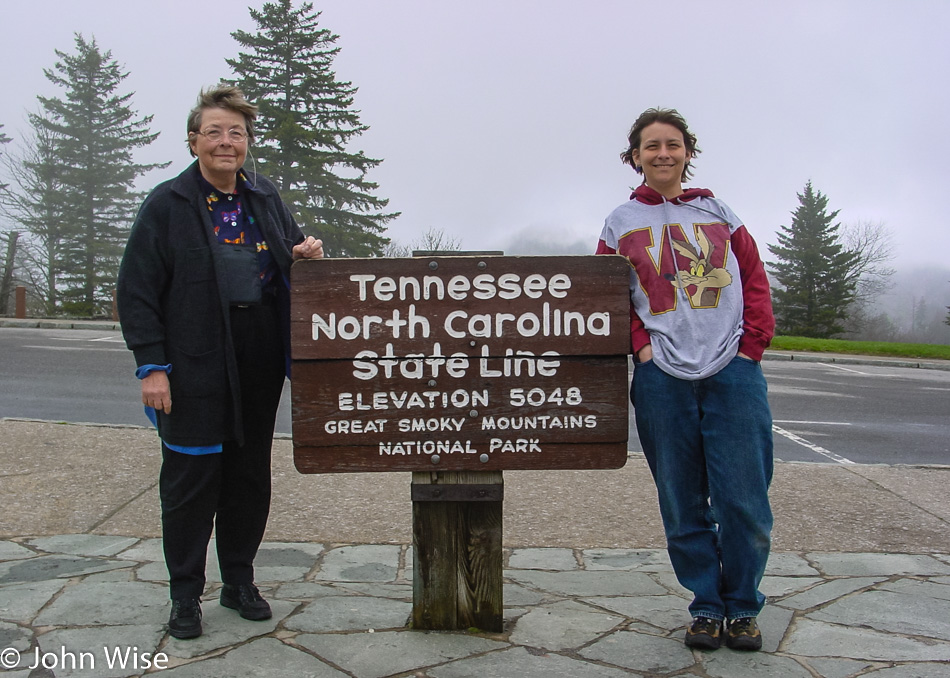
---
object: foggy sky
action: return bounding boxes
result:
[2,0,949,275]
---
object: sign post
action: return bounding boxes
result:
[290,255,631,631]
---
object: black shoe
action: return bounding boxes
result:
[726,617,763,651]
[684,616,722,650]
[220,583,272,620]
[168,598,202,639]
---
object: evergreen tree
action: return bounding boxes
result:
[32,34,167,316]
[767,181,859,338]
[228,0,397,258]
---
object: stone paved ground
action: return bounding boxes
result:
[2,535,950,677]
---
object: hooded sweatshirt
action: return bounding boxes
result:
[596,184,774,380]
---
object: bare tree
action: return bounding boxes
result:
[381,241,411,258]
[841,220,896,304]
[0,124,15,313]
[0,118,66,315]
[383,227,462,257]
[0,123,10,191]
[838,220,897,337]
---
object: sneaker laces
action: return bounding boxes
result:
[690,617,720,633]
[173,598,200,617]
[729,618,756,634]
[232,583,265,604]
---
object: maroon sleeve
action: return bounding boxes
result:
[732,226,775,360]
[596,239,646,355]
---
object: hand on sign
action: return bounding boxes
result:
[293,236,324,260]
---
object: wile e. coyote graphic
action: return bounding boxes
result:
[665,228,733,307]
[622,222,735,313]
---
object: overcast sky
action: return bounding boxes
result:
[2,0,949,274]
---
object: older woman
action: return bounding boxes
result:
[118,85,323,639]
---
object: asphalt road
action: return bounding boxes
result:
[756,358,949,466]
[1,326,948,466]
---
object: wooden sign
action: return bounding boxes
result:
[290,255,631,473]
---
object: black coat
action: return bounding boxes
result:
[117,162,304,446]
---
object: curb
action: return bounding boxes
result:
[2,318,948,371]
[762,350,950,371]
[0,318,121,331]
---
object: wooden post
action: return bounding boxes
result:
[0,231,18,316]
[15,285,26,319]
[411,470,504,632]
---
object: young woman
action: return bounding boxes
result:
[596,108,775,651]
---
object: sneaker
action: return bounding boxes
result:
[220,583,272,620]
[168,598,202,639]
[726,617,763,651]
[684,616,722,650]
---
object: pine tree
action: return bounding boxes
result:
[767,181,859,338]
[32,34,167,316]
[228,0,397,258]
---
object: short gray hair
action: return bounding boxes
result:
[186,85,257,156]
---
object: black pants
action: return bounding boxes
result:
[159,303,285,600]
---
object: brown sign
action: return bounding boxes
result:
[290,255,631,473]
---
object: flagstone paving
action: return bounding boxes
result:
[2,536,949,677]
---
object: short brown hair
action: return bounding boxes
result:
[186,85,257,156]
[620,108,701,182]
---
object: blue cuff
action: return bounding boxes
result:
[136,364,172,380]
[143,406,222,455]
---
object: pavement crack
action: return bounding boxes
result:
[843,465,950,529]
[88,479,159,531]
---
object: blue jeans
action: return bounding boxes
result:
[632,356,773,620]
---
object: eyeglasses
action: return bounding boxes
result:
[195,128,248,143]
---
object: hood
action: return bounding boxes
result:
[630,184,715,205]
